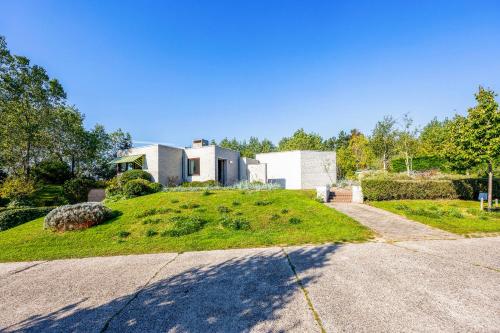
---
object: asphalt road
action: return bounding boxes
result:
[1,237,499,332]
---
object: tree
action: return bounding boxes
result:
[336,133,374,179]
[370,116,397,171]
[418,117,448,156]
[397,113,419,175]
[0,36,66,176]
[278,129,325,151]
[444,87,500,209]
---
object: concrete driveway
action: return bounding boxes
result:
[1,237,499,332]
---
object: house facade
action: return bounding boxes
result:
[112,139,336,189]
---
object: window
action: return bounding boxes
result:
[188,158,200,176]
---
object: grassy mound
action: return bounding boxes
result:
[0,190,371,262]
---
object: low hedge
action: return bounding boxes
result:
[0,207,54,231]
[362,178,500,201]
[180,180,219,187]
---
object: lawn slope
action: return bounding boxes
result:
[0,190,372,262]
[370,200,500,235]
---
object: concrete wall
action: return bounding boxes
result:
[157,145,183,186]
[248,164,267,183]
[239,157,260,181]
[184,145,216,182]
[119,144,184,186]
[214,146,240,185]
[256,151,302,189]
[300,151,336,188]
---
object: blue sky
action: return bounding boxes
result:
[2,0,499,146]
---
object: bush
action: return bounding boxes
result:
[32,159,72,185]
[163,216,207,236]
[0,207,54,231]
[122,179,155,198]
[361,177,500,201]
[220,216,251,230]
[0,176,36,204]
[119,169,153,184]
[181,180,218,187]
[289,217,301,224]
[63,177,96,203]
[217,205,231,213]
[44,203,113,231]
[391,156,447,173]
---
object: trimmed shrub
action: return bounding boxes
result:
[0,207,54,231]
[361,178,500,201]
[44,203,113,232]
[119,169,153,184]
[63,177,96,203]
[0,176,36,204]
[181,180,218,187]
[32,159,72,185]
[122,179,154,198]
[391,156,447,172]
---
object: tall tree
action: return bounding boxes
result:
[278,129,325,151]
[444,87,500,209]
[397,113,419,175]
[370,116,397,171]
[418,117,448,156]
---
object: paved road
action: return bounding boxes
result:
[1,237,499,332]
[330,203,459,241]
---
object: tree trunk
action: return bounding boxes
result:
[383,153,387,171]
[405,151,410,176]
[488,161,493,210]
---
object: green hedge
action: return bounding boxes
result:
[361,178,500,201]
[0,207,54,231]
[181,180,218,187]
[391,156,447,172]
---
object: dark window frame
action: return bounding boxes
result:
[188,158,200,176]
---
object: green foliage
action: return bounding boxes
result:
[217,205,231,213]
[361,177,500,201]
[278,129,325,151]
[117,231,130,238]
[163,216,207,237]
[336,133,375,179]
[119,169,153,184]
[254,200,272,206]
[0,207,54,231]
[181,180,218,187]
[63,177,95,203]
[219,136,276,158]
[370,115,397,170]
[32,185,68,207]
[0,176,36,204]
[32,159,72,185]
[418,118,449,156]
[122,179,155,198]
[281,209,289,214]
[220,216,251,230]
[289,217,301,224]
[145,229,158,237]
[391,156,447,172]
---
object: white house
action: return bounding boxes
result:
[111,139,336,189]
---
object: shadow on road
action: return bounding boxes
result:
[6,245,339,332]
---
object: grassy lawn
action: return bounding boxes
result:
[369,200,500,235]
[0,190,372,262]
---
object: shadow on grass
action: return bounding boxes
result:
[6,245,339,332]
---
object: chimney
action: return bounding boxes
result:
[192,139,209,148]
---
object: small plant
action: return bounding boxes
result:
[232,201,241,206]
[220,216,251,230]
[163,216,207,237]
[447,208,464,219]
[136,207,172,218]
[281,209,289,214]
[170,199,179,204]
[234,211,243,216]
[188,203,200,209]
[270,214,280,221]
[174,209,181,214]
[145,229,158,237]
[315,197,324,203]
[117,230,131,238]
[142,218,162,225]
[254,200,272,206]
[195,207,207,213]
[179,204,188,209]
[394,204,409,211]
[289,217,301,224]
[202,190,212,196]
[217,205,232,214]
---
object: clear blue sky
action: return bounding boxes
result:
[2,0,499,146]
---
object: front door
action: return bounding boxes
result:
[217,159,227,186]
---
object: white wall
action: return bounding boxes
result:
[184,146,216,182]
[239,157,260,181]
[248,164,267,183]
[119,145,160,183]
[300,151,336,188]
[157,145,183,186]
[256,151,302,189]
[214,146,240,185]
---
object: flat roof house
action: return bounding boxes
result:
[111,139,336,189]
